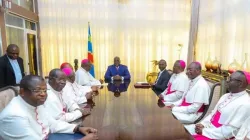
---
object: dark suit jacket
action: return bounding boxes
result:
[152,69,171,95]
[104,64,131,80]
[0,55,25,88]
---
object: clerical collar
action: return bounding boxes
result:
[80,67,88,73]
[176,71,185,76]
[230,90,247,97]
[47,83,61,94]
[17,95,36,110]
[191,75,202,83]
[66,80,73,85]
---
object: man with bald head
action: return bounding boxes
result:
[185,71,250,140]
[170,62,210,123]
[62,67,97,104]
[0,44,25,88]
[44,69,88,122]
[75,59,103,86]
[0,75,98,140]
[151,59,171,94]
[159,60,189,103]
[104,56,131,81]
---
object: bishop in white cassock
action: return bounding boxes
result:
[185,71,250,140]
[62,68,98,104]
[75,59,103,86]
[0,75,98,140]
[170,62,210,123]
[159,60,189,103]
[44,69,88,123]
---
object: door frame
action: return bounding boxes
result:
[25,29,39,75]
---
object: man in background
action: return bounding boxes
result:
[159,60,189,103]
[0,44,25,88]
[104,56,131,81]
[150,59,171,95]
[75,59,103,86]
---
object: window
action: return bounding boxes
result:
[11,0,34,12]
[20,0,34,12]
[5,14,24,28]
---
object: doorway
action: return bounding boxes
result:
[27,33,38,75]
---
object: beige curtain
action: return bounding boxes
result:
[196,0,250,71]
[38,0,191,81]
[187,0,200,64]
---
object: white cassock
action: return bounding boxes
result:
[44,84,82,122]
[171,75,210,123]
[235,116,250,140]
[75,67,101,86]
[0,96,77,140]
[160,72,189,103]
[185,91,250,140]
[63,81,92,104]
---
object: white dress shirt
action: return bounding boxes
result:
[172,75,210,123]
[75,67,101,86]
[161,72,189,103]
[185,91,250,140]
[0,96,77,140]
[63,81,92,104]
[44,84,82,122]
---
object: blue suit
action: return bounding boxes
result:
[104,64,131,80]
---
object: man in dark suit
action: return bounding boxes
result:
[104,56,131,81]
[0,44,25,88]
[150,59,171,95]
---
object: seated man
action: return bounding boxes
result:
[60,62,99,90]
[62,68,98,104]
[44,69,89,122]
[150,59,171,95]
[0,75,98,140]
[185,71,250,140]
[159,60,189,103]
[75,59,103,86]
[104,56,131,81]
[170,62,210,123]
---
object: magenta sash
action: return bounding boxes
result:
[192,110,234,140]
[193,135,212,140]
[165,83,176,95]
[210,110,222,128]
[180,98,205,113]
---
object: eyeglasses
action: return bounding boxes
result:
[30,89,47,94]
[227,77,242,83]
